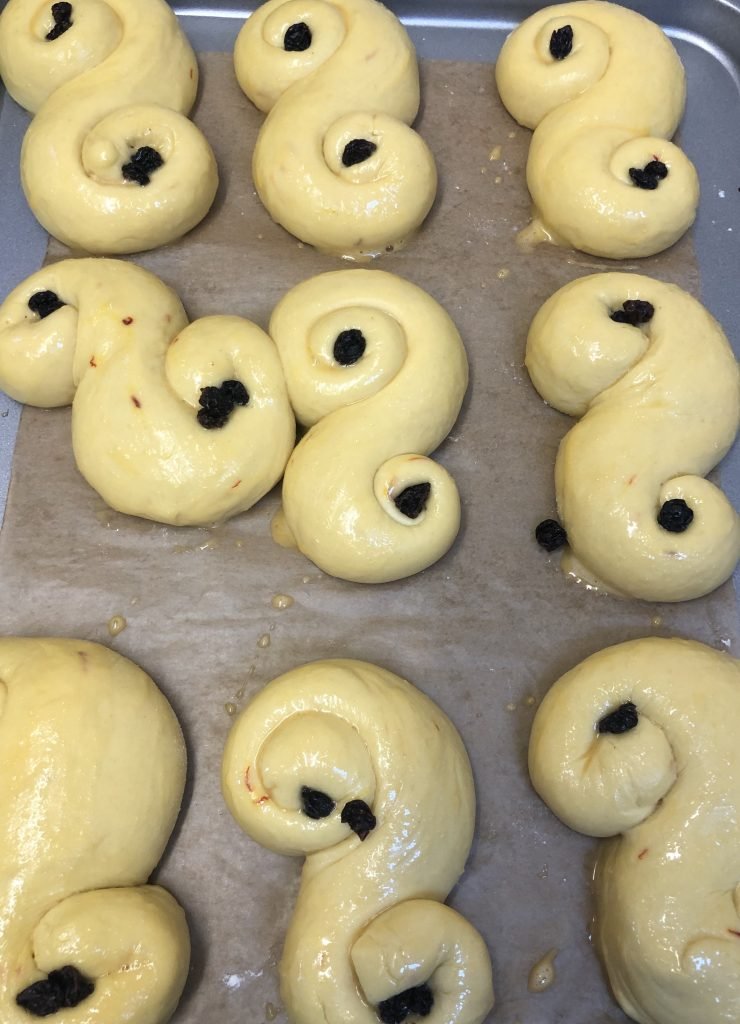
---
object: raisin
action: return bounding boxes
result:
[333,329,366,366]
[284,21,311,51]
[549,24,573,60]
[394,483,431,520]
[46,2,72,40]
[342,139,378,167]
[598,702,638,735]
[28,290,64,319]
[644,160,668,180]
[121,146,164,187]
[300,786,335,819]
[341,799,376,840]
[535,519,567,552]
[610,300,654,326]
[197,380,249,430]
[377,983,434,1024]
[657,498,693,533]
[219,380,249,406]
[16,965,94,1016]
[629,160,668,190]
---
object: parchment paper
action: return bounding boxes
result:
[0,55,737,1024]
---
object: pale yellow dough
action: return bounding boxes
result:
[222,659,494,1024]
[0,259,295,525]
[269,269,468,583]
[529,636,740,1024]
[0,0,217,254]
[526,272,740,601]
[0,637,189,1024]
[495,1,699,258]
[233,0,437,257]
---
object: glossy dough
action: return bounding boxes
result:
[0,258,295,525]
[526,273,740,601]
[495,1,699,258]
[270,269,468,582]
[222,659,494,1024]
[0,0,217,253]
[529,636,740,1024]
[0,637,189,1024]
[233,0,437,257]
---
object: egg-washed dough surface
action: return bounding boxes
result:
[0,0,218,254]
[0,53,737,1024]
[526,273,740,601]
[222,659,493,1024]
[0,258,295,526]
[0,637,189,1024]
[529,637,740,1024]
[234,0,437,257]
[495,1,699,259]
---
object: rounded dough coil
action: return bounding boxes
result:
[526,272,740,601]
[495,1,699,259]
[0,0,218,254]
[269,268,468,583]
[233,0,437,257]
[0,637,189,1024]
[222,658,494,1024]
[0,258,295,526]
[529,636,740,1024]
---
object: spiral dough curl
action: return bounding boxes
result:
[234,0,437,257]
[495,2,699,258]
[0,637,189,1024]
[530,636,740,1024]
[527,272,740,601]
[269,269,468,583]
[0,259,295,525]
[0,0,218,254]
[222,658,494,1024]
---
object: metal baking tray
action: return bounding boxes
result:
[2,0,740,553]
[0,3,739,1023]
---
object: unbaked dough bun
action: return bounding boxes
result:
[495,2,699,258]
[233,0,437,257]
[222,658,494,1024]
[0,258,295,525]
[0,0,218,254]
[526,272,740,601]
[529,636,740,1024]
[269,269,467,582]
[0,637,188,1024]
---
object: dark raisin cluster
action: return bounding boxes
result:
[342,139,378,167]
[300,786,335,819]
[394,483,431,520]
[284,21,311,51]
[333,329,366,366]
[549,24,573,60]
[377,982,434,1024]
[657,498,693,533]
[197,380,249,429]
[629,160,668,190]
[46,2,73,40]
[610,300,655,326]
[535,519,567,552]
[122,146,164,187]
[16,965,94,1017]
[598,702,639,734]
[28,290,65,319]
[340,799,376,840]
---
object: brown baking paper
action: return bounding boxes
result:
[0,54,737,1024]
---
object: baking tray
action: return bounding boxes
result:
[0,2,739,1023]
